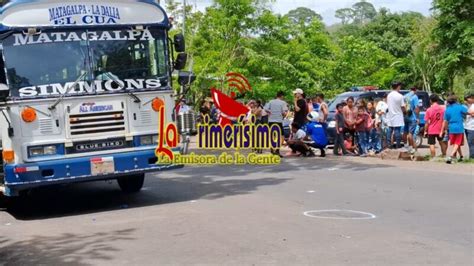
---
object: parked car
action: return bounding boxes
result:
[326,90,430,147]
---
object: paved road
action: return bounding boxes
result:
[0,158,472,265]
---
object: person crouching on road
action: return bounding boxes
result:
[355,106,370,157]
[305,111,328,157]
[287,122,311,156]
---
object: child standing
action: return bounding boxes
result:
[334,103,349,156]
[355,106,370,156]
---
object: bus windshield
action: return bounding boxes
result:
[2,28,168,99]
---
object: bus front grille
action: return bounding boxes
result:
[69,111,126,136]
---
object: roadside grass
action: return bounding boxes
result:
[422,155,474,164]
[459,158,474,164]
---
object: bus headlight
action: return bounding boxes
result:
[43,145,57,155]
[29,147,44,156]
[139,135,159,146]
[28,145,59,157]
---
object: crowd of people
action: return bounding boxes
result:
[195,83,474,164]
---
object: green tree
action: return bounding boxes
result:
[286,7,322,26]
[352,0,377,24]
[183,0,447,103]
[335,8,354,25]
[407,18,440,92]
[360,11,424,58]
[185,0,269,102]
[333,36,396,89]
[432,0,474,91]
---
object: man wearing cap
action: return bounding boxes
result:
[386,82,405,149]
[293,88,308,127]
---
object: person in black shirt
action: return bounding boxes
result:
[200,100,211,118]
[292,88,307,127]
[334,103,350,156]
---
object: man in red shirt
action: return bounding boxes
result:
[424,94,447,158]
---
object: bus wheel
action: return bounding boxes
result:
[117,174,145,193]
[0,194,9,209]
[415,134,423,148]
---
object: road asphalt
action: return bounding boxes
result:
[0,155,472,265]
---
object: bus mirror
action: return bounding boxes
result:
[178,71,196,86]
[160,78,169,87]
[174,33,185,52]
[0,83,8,101]
[174,53,187,70]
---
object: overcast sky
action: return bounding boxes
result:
[185,0,433,25]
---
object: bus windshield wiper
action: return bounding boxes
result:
[48,71,87,111]
[102,72,141,103]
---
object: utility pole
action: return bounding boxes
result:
[182,0,186,38]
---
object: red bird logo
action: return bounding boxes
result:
[211,73,252,126]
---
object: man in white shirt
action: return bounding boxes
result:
[386,82,405,149]
[287,122,311,156]
[177,99,191,114]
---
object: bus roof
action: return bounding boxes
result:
[0,0,170,31]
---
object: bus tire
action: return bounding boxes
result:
[117,174,145,193]
[415,134,423,148]
[0,194,9,209]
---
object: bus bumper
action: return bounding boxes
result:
[2,148,182,196]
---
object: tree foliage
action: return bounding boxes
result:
[335,8,354,25]
[286,7,322,26]
[333,36,396,89]
[432,0,474,90]
[165,0,471,103]
[335,1,377,25]
[360,11,424,58]
[352,0,377,24]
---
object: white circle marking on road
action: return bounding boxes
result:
[303,209,376,220]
